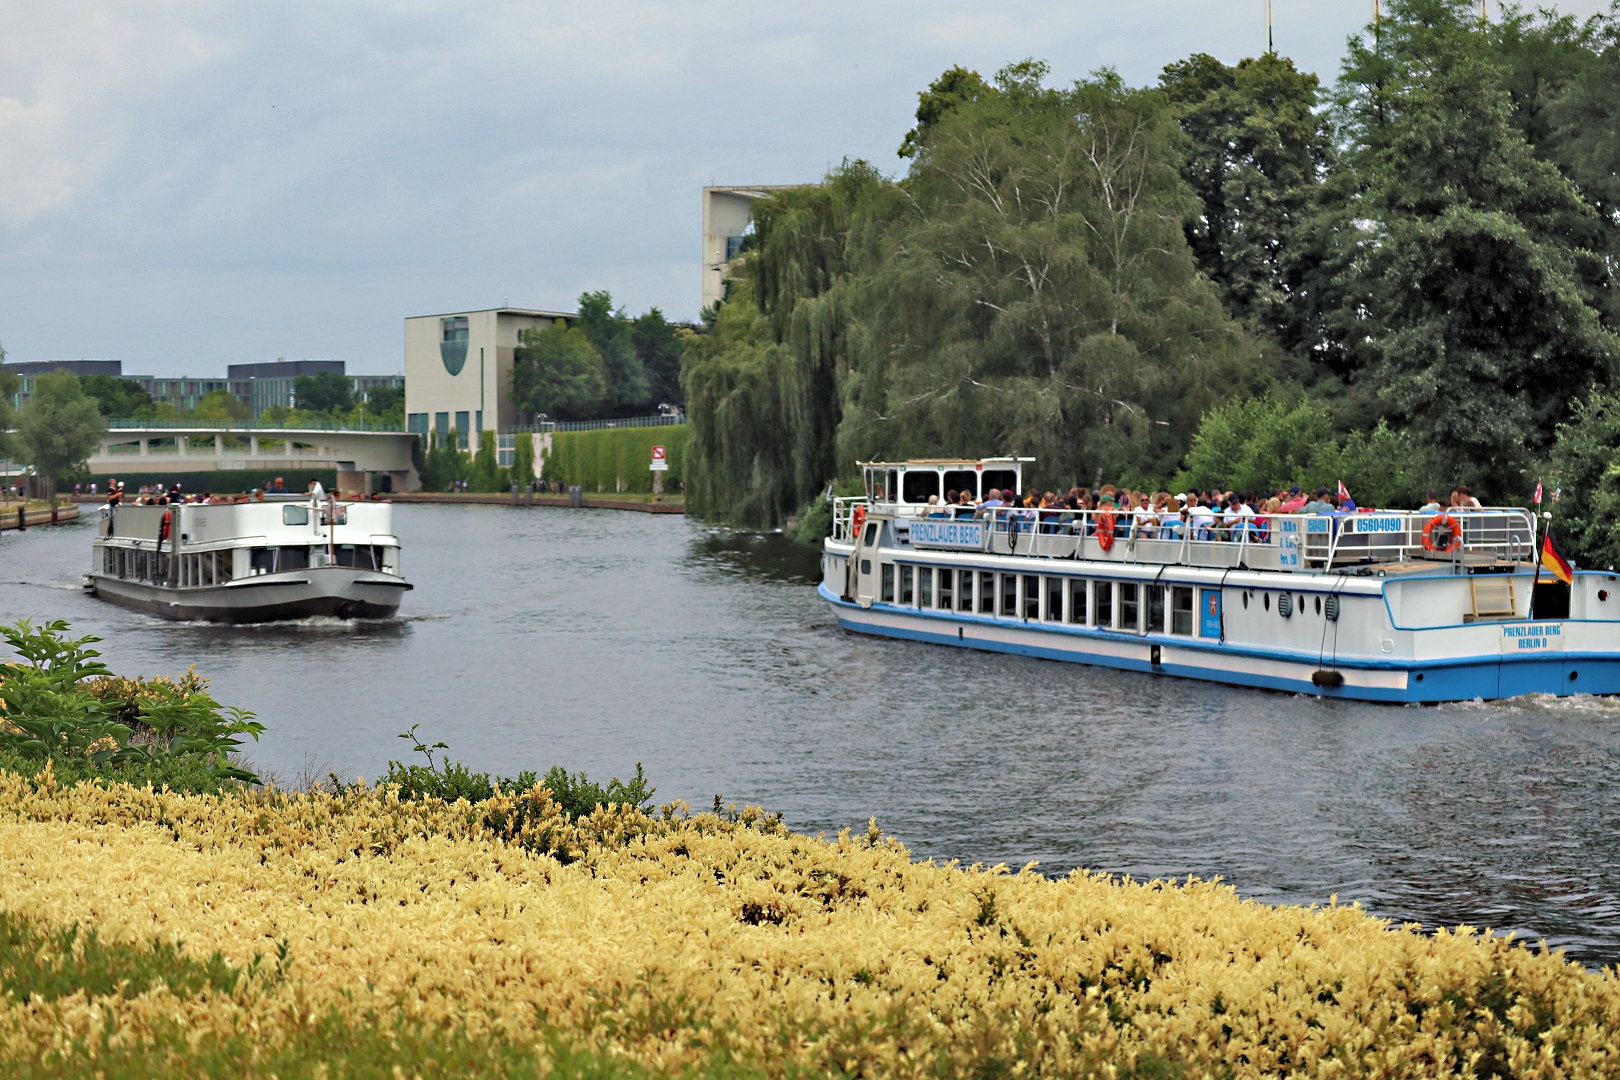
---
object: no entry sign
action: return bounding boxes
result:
[650,445,668,471]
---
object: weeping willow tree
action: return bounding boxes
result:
[684,62,1263,527]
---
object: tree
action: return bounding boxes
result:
[1334,0,1618,496]
[190,389,250,421]
[0,362,16,464]
[632,309,686,408]
[1158,52,1334,360]
[898,65,992,157]
[1549,385,1620,568]
[293,371,354,414]
[512,320,607,420]
[577,291,648,413]
[81,375,154,418]
[363,386,405,424]
[16,372,106,499]
[1545,8,1620,324]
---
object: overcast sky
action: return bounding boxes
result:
[0,1,1609,376]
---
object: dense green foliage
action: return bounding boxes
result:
[81,374,155,418]
[539,425,688,495]
[14,372,106,496]
[685,1,1620,538]
[513,297,689,423]
[0,620,263,785]
[0,910,246,1004]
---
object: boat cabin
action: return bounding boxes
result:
[860,458,1034,506]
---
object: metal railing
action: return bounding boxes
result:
[502,414,685,434]
[831,499,1539,571]
[104,418,406,432]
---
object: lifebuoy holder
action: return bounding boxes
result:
[1422,513,1461,554]
[1096,510,1117,552]
[850,505,867,542]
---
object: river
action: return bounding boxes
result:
[3,504,1619,965]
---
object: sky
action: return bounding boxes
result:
[0,1,1611,377]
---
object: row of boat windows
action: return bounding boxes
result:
[879,564,1198,634]
[102,544,385,584]
[873,564,1337,634]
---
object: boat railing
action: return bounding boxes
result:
[832,499,1539,572]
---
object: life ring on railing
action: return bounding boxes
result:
[158,510,172,542]
[850,505,867,542]
[1096,511,1117,552]
[1422,513,1460,553]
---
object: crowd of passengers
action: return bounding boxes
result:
[913,483,1488,541]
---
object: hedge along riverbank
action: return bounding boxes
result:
[539,425,688,495]
[1,773,1619,1078]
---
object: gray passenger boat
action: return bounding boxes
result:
[87,498,411,622]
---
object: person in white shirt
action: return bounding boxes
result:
[308,478,326,501]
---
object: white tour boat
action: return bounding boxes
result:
[87,497,411,622]
[819,458,1618,703]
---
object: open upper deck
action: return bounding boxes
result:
[859,458,1034,506]
[831,498,1541,575]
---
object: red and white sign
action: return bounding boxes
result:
[650,445,668,471]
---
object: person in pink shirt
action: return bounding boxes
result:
[1278,485,1308,513]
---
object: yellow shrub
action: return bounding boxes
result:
[0,767,1615,1078]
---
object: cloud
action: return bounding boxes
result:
[0,0,1610,372]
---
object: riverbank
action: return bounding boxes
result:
[390,491,684,513]
[3,771,1618,1078]
[0,501,80,530]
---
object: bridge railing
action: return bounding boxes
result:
[103,418,406,432]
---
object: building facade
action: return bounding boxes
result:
[701,185,798,311]
[403,307,575,451]
[2,360,123,409]
[4,358,402,417]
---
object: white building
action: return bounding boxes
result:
[403,306,575,451]
[701,186,798,311]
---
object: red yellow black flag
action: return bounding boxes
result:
[1541,530,1574,585]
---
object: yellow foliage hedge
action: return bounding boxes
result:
[1,767,1617,1078]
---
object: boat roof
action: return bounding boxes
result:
[858,458,1035,468]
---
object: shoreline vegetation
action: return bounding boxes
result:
[3,623,1620,1076]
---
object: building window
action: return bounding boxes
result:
[408,413,428,435]
[475,410,483,433]
[455,412,470,449]
[434,413,449,442]
[442,317,469,342]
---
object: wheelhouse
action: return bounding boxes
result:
[860,458,1034,507]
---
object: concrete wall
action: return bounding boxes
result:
[701,186,800,311]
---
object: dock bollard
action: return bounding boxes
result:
[525,481,534,505]
[16,505,25,531]
[568,485,583,508]
[511,482,519,505]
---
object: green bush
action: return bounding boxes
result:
[380,724,654,819]
[0,620,263,786]
[540,426,688,495]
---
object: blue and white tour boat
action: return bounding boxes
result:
[819,458,1617,703]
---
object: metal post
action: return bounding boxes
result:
[16,505,24,531]
[167,504,181,587]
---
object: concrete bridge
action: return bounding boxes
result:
[89,423,418,492]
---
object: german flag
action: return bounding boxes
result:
[1541,529,1574,585]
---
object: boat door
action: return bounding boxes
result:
[852,517,881,608]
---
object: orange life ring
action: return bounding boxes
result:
[850,505,867,541]
[1422,513,1460,553]
[159,510,172,541]
[1096,510,1117,552]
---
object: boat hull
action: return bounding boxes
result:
[88,567,410,623]
[819,584,1620,704]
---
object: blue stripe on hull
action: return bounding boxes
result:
[818,586,1615,704]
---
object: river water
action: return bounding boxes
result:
[4,505,1620,965]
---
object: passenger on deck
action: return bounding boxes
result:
[1302,488,1335,514]
[1454,484,1482,510]
[1419,489,1443,513]
[1279,485,1308,513]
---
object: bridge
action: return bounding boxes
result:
[89,421,418,492]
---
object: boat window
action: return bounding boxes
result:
[335,544,375,570]
[1095,581,1113,628]
[1000,573,1018,617]
[919,567,933,607]
[1069,579,1088,625]
[881,564,895,603]
[863,523,878,546]
[283,505,310,526]
[1023,575,1039,620]
[943,470,977,499]
[1120,583,1140,631]
[978,572,995,614]
[960,570,975,612]
[982,469,1017,495]
[250,548,274,574]
[902,471,940,504]
[1148,585,1165,632]
[1171,586,1194,635]
[864,468,877,500]
[900,565,914,605]
[886,470,899,501]
[1045,577,1064,622]
[279,546,310,572]
[937,568,952,609]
